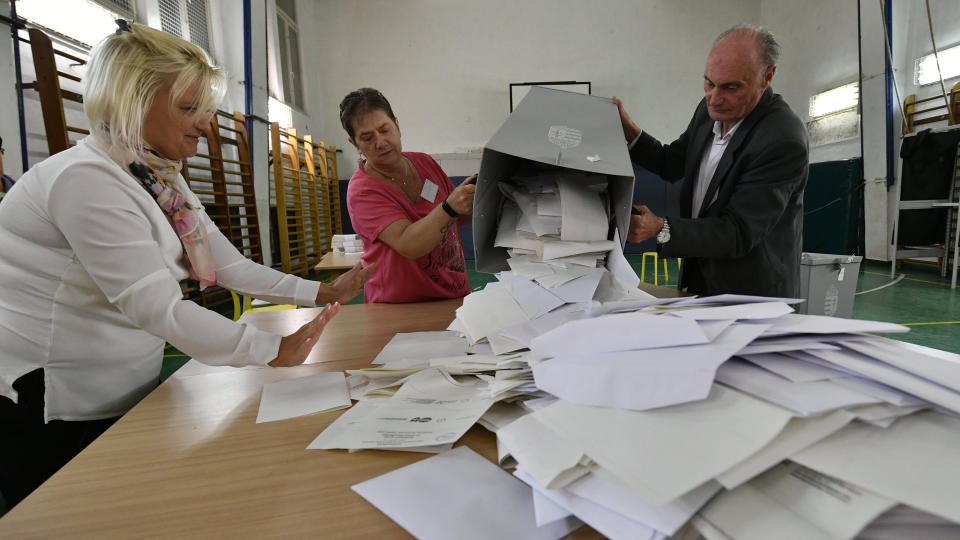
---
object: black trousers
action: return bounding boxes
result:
[0,369,118,511]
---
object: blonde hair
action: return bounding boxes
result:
[83,23,225,156]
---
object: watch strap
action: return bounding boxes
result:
[441,199,459,218]
[656,217,671,244]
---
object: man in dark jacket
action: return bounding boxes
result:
[616,24,808,297]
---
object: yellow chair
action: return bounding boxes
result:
[641,252,682,286]
[663,257,682,284]
[231,291,297,321]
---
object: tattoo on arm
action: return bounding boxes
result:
[440,218,456,235]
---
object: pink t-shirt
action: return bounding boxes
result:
[346,152,469,303]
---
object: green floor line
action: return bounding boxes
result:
[900,321,960,326]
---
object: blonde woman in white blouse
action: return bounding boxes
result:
[0,22,374,510]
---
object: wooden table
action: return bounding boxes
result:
[0,285,681,538]
[314,251,362,279]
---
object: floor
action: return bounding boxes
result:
[851,259,959,352]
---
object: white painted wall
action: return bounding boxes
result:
[303,0,760,176]
[761,0,863,164]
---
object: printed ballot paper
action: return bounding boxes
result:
[352,446,582,540]
[308,368,493,450]
[793,411,960,524]
[699,462,895,540]
[255,372,350,423]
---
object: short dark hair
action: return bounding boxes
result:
[339,88,396,139]
[716,24,780,67]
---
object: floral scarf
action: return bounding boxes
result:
[113,146,218,289]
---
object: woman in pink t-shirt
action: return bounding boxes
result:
[340,88,476,303]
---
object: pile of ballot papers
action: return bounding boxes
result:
[257,172,960,539]
[494,172,615,263]
[306,290,960,540]
[331,234,363,254]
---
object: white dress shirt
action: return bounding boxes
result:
[691,120,742,218]
[0,137,320,421]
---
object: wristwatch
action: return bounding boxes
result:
[656,217,671,244]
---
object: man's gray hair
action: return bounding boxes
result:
[716,24,780,67]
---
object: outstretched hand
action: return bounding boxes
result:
[319,262,376,305]
[612,96,642,143]
[269,302,341,367]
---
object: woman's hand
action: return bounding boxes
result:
[268,303,341,367]
[317,262,375,305]
[376,174,478,259]
[445,174,477,216]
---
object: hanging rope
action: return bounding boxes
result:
[924,0,956,124]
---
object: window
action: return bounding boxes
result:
[914,44,960,86]
[269,97,294,129]
[807,82,860,147]
[157,0,213,56]
[809,82,859,118]
[15,0,121,47]
[90,0,135,19]
[275,0,305,110]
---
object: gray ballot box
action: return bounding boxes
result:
[473,86,636,273]
[797,252,863,318]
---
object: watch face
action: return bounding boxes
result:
[657,221,670,244]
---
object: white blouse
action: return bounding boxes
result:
[0,137,321,421]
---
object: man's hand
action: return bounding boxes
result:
[269,303,341,367]
[318,262,376,305]
[612,96,642,143]
[627,204,665,243]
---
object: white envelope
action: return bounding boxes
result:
[372,331,468,365]
[529,311,709,357]
[793,411,960,524]
[715,359,880,416]
[255,372,351,423]
[534,385,795,504]
[352,446,582,540]
[514,468,663,540]
[533,323,769,411]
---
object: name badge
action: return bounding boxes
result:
[420,179,439,203]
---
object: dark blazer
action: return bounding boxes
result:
[630,87,809,297]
